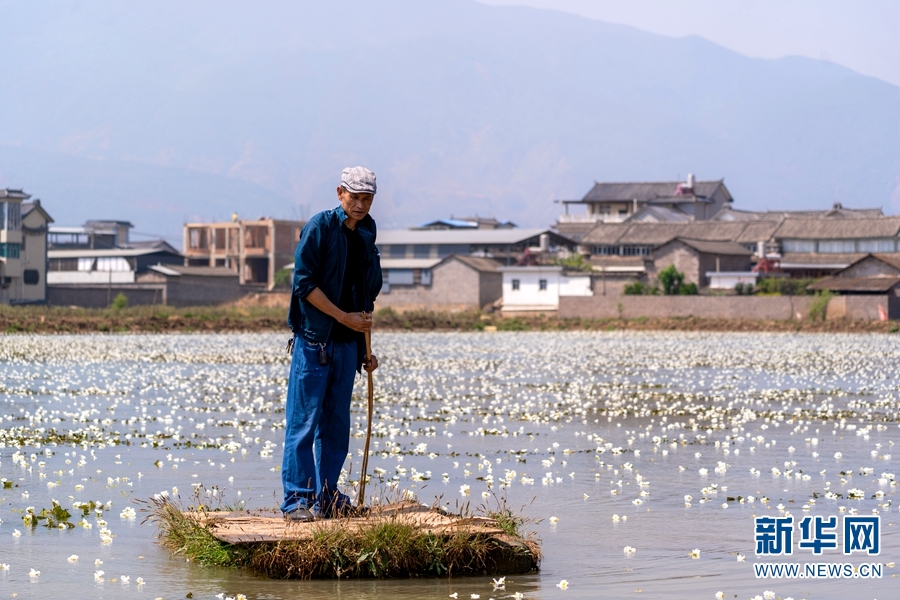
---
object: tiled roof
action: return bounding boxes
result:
[808,277,900,292]
[668,238,752,255]
[449,255,502,272]
[773,217,900,240]
[581,180,724,202]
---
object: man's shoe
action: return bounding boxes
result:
[284,507,315,522]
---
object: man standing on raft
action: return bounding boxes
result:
[282,166,381,521]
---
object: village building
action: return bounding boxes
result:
[183,218,304,289]
[651,238,752,287]
[807,254,900,295]
[498,266,593,314]
[572,213,900,286]
[133,265,245,307]
[47,219,182,286]
[45,219,186,307]
[0,189,55,305]
[555,174,735,245]
[412,216,517,230]
[804,254,900,320]
[376,255,502,312]
[376,227,575,265]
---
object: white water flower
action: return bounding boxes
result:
[689,548,701,559]
[68,554,79,563]
[557,579,569,590]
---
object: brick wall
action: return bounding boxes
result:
[825,295,891,321]
[48,285,164,308]
[164,276,246,307]
[560,295,818,320]
[560,294,898,321]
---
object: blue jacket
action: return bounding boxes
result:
[288,205,382,367]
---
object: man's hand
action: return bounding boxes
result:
[341,311,373,333]
[363,354,379,373]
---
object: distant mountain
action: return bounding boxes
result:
[1,0,898,247]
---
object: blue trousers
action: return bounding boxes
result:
[281,336,357,514]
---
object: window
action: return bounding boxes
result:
[782,240,816,253]
[437,244,468,256]
[859,239,896,253]
[511,279,520,291]
[96,257,131,271]
[388,269,414,285]
[23,269,39,285]
[0,202,21,231]
[818,240,856,254]
[592,245,617,256]
[387,244,407,258]
[622,245,651,256]
[539,279,547,291]
[0,243,20,258]
[420,269,432,285]
[413,244,431,259]
[50,258,78,271]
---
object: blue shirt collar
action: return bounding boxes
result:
[334,204,374,231]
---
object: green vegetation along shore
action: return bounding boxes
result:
[1,304,899,334]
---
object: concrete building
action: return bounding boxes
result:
[183,218,304,289]
[376,255,502,311]
[0,190,55,304]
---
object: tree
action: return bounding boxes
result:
[658,264,685,295]
[111,292,128,310]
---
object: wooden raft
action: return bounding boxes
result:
[186,501,539,574]
[192,501,503,543]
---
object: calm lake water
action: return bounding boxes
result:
[1,331,899,600]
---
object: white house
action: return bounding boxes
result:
[499,266,592,313]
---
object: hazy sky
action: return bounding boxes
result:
[479,0,900,87]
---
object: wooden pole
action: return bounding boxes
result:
[357,329,374,506]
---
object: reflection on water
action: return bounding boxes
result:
[0,331,898,599]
